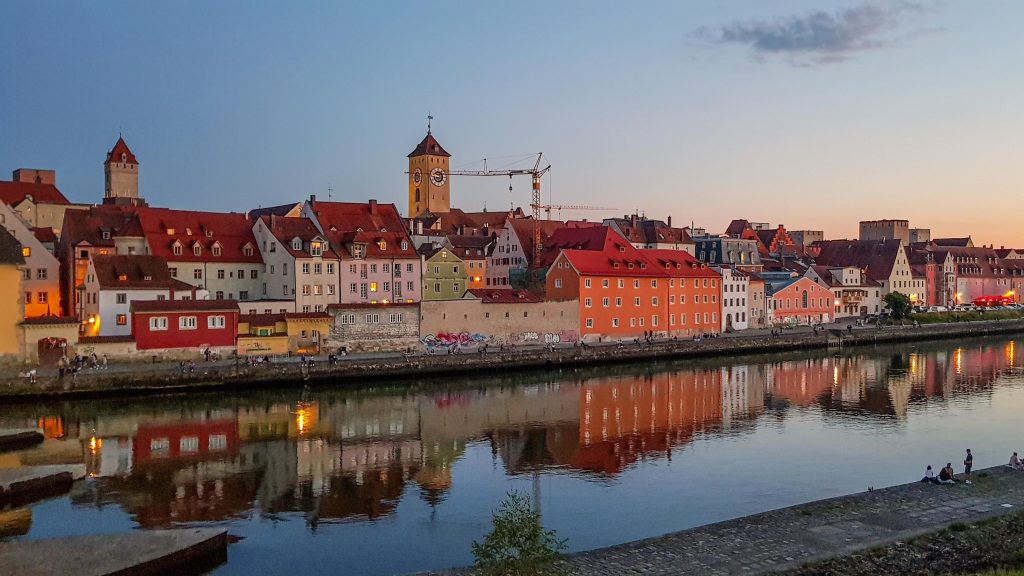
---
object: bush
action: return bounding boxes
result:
[472,490,568,576]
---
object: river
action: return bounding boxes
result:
[1,336,1022,575]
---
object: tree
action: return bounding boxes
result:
[472,490,567,576]
[884,292,912,321]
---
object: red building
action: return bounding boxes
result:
[766,276,834,325]
[131,299,239,351]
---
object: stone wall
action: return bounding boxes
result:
[324,303,420,353]
[419,298,579,348]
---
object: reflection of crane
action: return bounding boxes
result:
[448,153,615,263]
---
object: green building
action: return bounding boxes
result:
[421,244,468,300]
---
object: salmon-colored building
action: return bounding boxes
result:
[765,275,833,326]
[545,235,722,341]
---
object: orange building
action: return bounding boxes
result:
[765,276,834,326]
[545,236,722,341]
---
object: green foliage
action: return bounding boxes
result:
[883,292,913,320]
[913,310,1024,324]
[472,490,568,576]
[949,522,970,532]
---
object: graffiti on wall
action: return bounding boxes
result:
[521,330,578,344]
[421,332,488,349]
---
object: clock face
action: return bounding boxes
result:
[429,167,447,186]
[412,168,422,185]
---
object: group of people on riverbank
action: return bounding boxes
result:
[921,449,974,485]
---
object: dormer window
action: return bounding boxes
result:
[118,273,127,281]
[205,230,213,238]
[166,228,175,235]
[292,238,302,251]
[243,244,254,257]
[401,241,408,251]
[101,230,111,240]
[627,262,634,269]
[377,239,387,251]
[193,243,202,257]
[172,241,183,256]
[121,153,127,162]
[186,228,193,236]
[310,241,323,257]
[211,243,222,257]
[143,275,152,281]
[639,262,646,269]
[618,245,626,252]
[352,244,366,259]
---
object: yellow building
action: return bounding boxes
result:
[0,228,26,358]
[407,128,451,217]
[237,312,331,356]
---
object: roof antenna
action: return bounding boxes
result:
[427,113,433,134]
[327,182,333,201]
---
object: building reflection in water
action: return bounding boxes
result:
[0,338,1019,533]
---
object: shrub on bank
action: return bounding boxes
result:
[910,311,1024,325]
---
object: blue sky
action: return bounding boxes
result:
[2,1,1022,245]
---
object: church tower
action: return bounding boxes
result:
[103,136,140,205]
[407,123,450,217]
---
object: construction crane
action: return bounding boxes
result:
[448,153,615,263]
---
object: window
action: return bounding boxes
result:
[217,269,225,279]
[149,317,168,331]
[652,280,658,288]
[339,314,356,325]
[585,297,592,308]
[327,263,335,274]
[36,291,48,304]
[302,285,311,296]
[390,313,403,323]
[179,316,198,330]
[313,285,322,295]
[617,279,624,288]
[365,313,380,324]
[22,269,29,280]
[585,278,592,288]
[360,283,368,298]
[116,314,127,325]
[554,278,562,289]
[302,263,310,274]
[612,318,619,327]
[586,318,594,328]
[212,245,221,257]
[602,279,609,288]
[350,283,357,293]
[602,297,610,307]
[327,284,335,295]
[150,438,170,455]
[116,293,127,304]
[292,238,302,251]
[193,245,201,256]
[243,245,254,257]
[634,297,640,307]
[310,241,323,256]
[194,269,203,279]
[652,297,658,306]
[208,315,226,329]
[215,290,224,299]
[36,268,47,280]
[209,435,227,451]
[407,263,414,272]
[20,247,31,258]
[180,437,199,453]
[370,281,378,292]
[240,290,249,300]
[370,264,378,273]
[407,281,414,291]
[633,279,640,289]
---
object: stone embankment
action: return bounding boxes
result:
[2,318,1023,401]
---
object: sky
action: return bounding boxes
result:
[2,1,1023,246]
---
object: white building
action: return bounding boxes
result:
[252,215,340,313]
[714,265,749,331]
[82,255,198,337]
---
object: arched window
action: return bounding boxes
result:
[415,188,421,202]
[802,290,808,308]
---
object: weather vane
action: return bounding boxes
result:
[427,113,433,134]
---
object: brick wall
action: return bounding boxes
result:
[324,303,420,353]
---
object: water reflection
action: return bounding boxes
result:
[1,337,1021,574]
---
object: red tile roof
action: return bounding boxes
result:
[285,312,331,320]
[0,180,70,206]
[308,200,419,260]
[327,301,419,310]
[812,239,903,283]
[131,299,240,313]
[260,215,339,259]
[932,237,972,248]
[448,235,494,259]
[32,227,57,244]
[91,254,179,290]
[20,316,79,325]
[408,132,451,157]
[507,218,578,265]
[136,207,261,263]
[240,313,286,326]
[106,137,138,164]
[640,249,721,278]
[537,226,620,268]
[466,288,543,303]
[60,205,140,249]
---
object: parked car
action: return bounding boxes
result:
[927,306,949,313]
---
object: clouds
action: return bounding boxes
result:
[702,2,934,65]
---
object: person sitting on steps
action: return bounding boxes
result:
[1009,452,1023,471]
[920,465,939,484]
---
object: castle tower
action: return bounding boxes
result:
[103,136,140,205]
[407,127,450,217]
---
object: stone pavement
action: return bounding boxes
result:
[0,528,227,576]
[560,466,1024,575]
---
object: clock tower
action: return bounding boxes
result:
[408,123,451,217]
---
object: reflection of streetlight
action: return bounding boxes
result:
[89,436,101,453]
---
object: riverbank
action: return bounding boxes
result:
[3,318,1024,401]
[537,466,1024,575]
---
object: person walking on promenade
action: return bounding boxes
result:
[938,463,956,484]
[964,449,974,484]
[920,465,939,484]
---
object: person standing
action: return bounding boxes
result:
[964,449,974,485]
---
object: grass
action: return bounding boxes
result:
[974,570,1024,576]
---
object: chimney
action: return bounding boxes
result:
[631,213,638,227]
[667,215,672,227]
[271,214,277,228]
[417,221,423,235]
[310,194,316,204]
[408,219,415,234]
[369,199,377,214]
[12,168,55,185]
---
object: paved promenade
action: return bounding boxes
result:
[560,466,1024,575]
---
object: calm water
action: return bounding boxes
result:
[2,336,1023,574]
